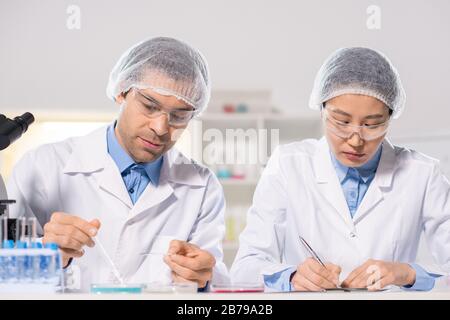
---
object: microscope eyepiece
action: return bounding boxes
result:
[0,112,35,150]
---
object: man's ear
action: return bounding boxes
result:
[388,107,393,117]
[115,93,125,104]
[320,103,326,119]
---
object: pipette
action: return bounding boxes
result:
[93,236,124,284]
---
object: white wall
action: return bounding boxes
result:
[1,0,449,269]
[1,0,450,137]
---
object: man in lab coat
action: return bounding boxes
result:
[7,37,228,291]
[231,47,450,291]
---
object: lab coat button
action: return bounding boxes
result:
[350,232,356,238]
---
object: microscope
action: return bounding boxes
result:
[0,112,34,238]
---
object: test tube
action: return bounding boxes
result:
[1,216,7,247]
[28,217,40,281]
[16,217,28,247]
[0,215,2,249]
[0,217,8,282]
[29,217,38,247]
[44,243,61,285]
[1,216,16,282]
[0,216,3,281]
[15,217,26,281]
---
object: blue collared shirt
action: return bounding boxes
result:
[106,124,162,204]
[330,146,382,218]
[264,145,438,291]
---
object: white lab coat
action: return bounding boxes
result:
[231,137,450,285]
[7,125,229,292]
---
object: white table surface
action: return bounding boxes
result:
[1,278,449,300]
[1,289,450,300]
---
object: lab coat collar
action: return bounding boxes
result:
[106,123,163,187]
[313,137,395,187]
[62,125,207,210]
[130,137,208,217]
[375,138,396,188]
[314,137,337,183]
[313,137,354,227]
[160,146,207,187]
[63,125,206,187]
[352,140,396,224]
[330,145,382,184]
[62,125,134,209]
[62,126,108,174]
[313,136,396,227]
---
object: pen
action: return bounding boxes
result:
[299,236,327,269]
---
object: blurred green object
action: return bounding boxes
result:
[90,283,144,294]
[236,103,248,113]
[217,168,231,179]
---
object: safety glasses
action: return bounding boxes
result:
[131,88,196,127]
[322,107,390,141]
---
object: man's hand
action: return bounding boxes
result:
[291,258,341,291]
[341,259,416,291]
[163,240,216,289]
[43,212,101,268]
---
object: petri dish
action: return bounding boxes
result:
[210,283,265,293]
[143,282,198,294]
[172,282,198,294]
[143,282,175,294]
[90,283,144,294]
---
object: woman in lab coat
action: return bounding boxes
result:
[7,37,228,292]
[231,47,450,291]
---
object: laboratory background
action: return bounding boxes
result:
[1,0,450,270]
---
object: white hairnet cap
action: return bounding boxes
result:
[106,37,211,114]
[309,47,406,119]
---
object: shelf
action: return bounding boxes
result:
[199,113,316,121]
[198,113,266,121]
[218,179,259,186]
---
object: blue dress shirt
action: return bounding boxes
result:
[106,124,162,204]
[330,146,381,218]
